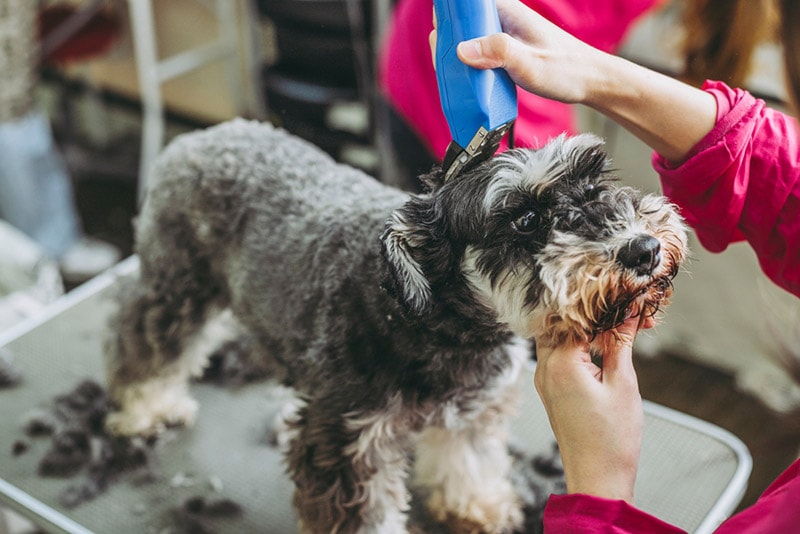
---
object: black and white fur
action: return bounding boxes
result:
[104,120,688,533]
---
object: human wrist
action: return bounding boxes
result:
[580,51,640,113]
[566,468,637,504]
[560,441,640,504]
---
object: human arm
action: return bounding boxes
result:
[454,0,717,164]
[533,320,642,502]
[534,319,686,532]
[654,81,800,297]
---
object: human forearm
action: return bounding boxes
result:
[534,319,643,505]
[584,52,718,164]
[557,416,641,503]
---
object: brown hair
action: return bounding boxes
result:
[779,0,800,111]
[680,0,779,88]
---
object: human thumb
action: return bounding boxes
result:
[456,36,506,69]
[602,318,638,378]
[614,317,639,345]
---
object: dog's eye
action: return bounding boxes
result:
[512,211,538,234]
[584,183,598,198]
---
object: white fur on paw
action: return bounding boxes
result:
[105,410,165,436]
[269,395,303,452]
[106,396,198,436]
[427,483,523,534]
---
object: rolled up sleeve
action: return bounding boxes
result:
[653,81,800,297]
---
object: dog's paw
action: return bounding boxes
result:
[442,505,524,534]
[266,394,304,451]
[105,410,163,437]
[105,396,199,437]
[428,487,523,534]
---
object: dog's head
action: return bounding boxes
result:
[381,133,689,347]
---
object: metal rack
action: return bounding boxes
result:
[126,0,257,201]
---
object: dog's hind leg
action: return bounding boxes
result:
[414,392,524,533]
[104,234,232,436]
[286,394,413,534]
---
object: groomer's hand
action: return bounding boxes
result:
[534,319,643,503]
[443,0,717,163]
[453,0,604,104]
[429,0,634,105]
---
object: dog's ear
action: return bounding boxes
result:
[562,133,611,177]
[380,196,445,317]
[418,166,446,193]
[381,213,433,317]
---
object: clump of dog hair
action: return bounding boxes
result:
[14,377,250,533]
[20,379,156,508]
[171,495,244,534]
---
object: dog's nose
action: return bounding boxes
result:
[617,235,661,275]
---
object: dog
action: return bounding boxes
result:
[103,119,688,533]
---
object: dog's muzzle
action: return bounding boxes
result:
[592,275,674,337]
[592,234,678,336]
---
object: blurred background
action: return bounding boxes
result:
[1,0,800,529]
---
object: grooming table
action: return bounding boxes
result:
[0,257,751,533]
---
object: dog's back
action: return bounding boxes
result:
[137,119,406,260]
[118,120,410,389]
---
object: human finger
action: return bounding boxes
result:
[429,6,438,69]
[456,33,513,70]
[599,319,639,381]
[429,29,437,69]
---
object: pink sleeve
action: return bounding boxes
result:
[714,458,800,533]
[543,494,686,533]
[653,81,800,297]
[544,459,800,533]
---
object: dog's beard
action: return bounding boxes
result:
[591,273,675,336]
[540,272,678,347]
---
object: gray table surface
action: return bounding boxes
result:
[0,257,751,533]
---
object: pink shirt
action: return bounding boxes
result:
[654,81,800,298]
[543,457,800,532]
[378,0,661,159]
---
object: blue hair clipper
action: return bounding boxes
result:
[433,0,518,182]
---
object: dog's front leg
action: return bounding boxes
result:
[414,409,523,533]
[286,396,412,534]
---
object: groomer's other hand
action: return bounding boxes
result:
[534,319,643,503]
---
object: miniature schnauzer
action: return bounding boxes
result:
[104,119,688,533]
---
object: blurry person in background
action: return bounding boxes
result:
[0,0,120,285]
[680,0,779,89]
